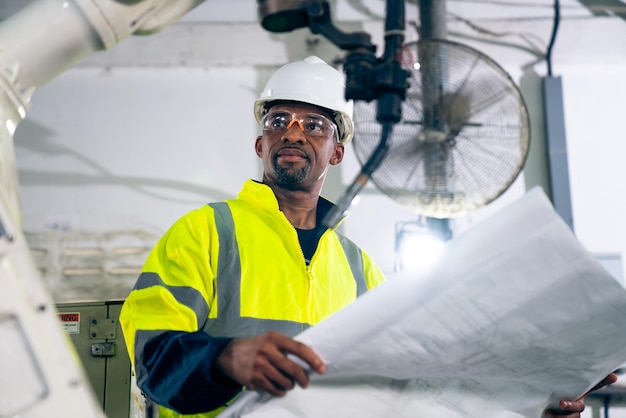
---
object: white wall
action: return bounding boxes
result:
[16,66,260,232]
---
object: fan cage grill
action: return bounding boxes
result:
[353,39,530,218]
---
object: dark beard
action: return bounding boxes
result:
[273,157,310,186]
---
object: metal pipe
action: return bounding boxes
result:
[419,0,447,40]
[418,0,453,233]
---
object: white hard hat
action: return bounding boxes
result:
[254,56,354,144]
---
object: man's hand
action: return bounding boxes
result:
[543,373,618,417]
[215,331,326,396]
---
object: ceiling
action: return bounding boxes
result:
[1,0,624,23]
[0,0,624,70]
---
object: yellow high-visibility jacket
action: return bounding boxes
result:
[120,180,386,417]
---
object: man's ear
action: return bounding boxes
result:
[255,136,263,157]
[330,143,345,166]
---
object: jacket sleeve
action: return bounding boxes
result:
[120,207,242,414]
[362,249,387,290]
[139,331,241,413]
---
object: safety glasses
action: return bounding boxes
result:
[262,111,337,139]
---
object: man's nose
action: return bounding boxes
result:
[283,119,306,142]
[286,118,306,131]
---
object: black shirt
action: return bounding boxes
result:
[295,224,326,264]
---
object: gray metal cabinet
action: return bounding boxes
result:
[56,300,131,418]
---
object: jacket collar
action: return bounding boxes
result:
[237,179,347,229]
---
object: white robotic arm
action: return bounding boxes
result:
[0,1,205,416]
[0,0,206,113]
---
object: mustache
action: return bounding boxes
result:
[274,146,310,161]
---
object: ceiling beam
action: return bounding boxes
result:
[575,0,626,23]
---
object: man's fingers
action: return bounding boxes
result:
[246,354,291,396]
[579,372,618,399]
[217,332,326,396]
[544,373,620,417]
[262,358,298,391]
[590,373,618,392]
[543,399,584,417]
[260,340,312,389]
[253,335,315,391]
[560,399,584,412]
[271,354,312,388]
[275,336,326,375]
[250,373,287,397]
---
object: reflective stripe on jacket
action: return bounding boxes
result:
[120,179,386,417]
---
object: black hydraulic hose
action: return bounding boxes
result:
[321,0,407,228]
[322,122,394,228]
[546,0,561,76]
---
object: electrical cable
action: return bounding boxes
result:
[447,29,545,59]
[408,20,544,60]
[545,0,561,76]
[445,0,626,12]
[447,0,563,7]
[354,0,625,23]
[446,10,546,54]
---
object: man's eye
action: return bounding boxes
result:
[305,121,323,132]
[271,117,288,128]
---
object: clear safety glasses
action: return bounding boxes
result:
[262,111,337,139]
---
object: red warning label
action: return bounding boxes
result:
[57,312,80,334]
[58,313,79,322]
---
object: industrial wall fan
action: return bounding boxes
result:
[352,39,530,218]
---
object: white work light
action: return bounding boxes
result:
[394,217,452,273]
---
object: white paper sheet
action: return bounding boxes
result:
[219,188,626,418]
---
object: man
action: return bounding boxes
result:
[120,56,615,418]
[120,56,386,418]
